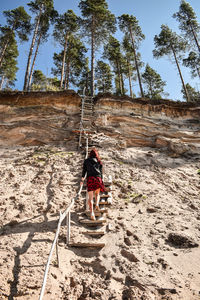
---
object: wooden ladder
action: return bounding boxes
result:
[69,179,112,248]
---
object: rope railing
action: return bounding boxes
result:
[39,135,88,300]
[39,91,91,300]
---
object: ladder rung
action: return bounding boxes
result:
[82,231,105,236]
[79,219,106,225]
[69,242,105,248]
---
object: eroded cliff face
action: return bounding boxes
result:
[94,96,200,155]
[0,92,200,155]
[0,91,81,147]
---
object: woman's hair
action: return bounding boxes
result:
[89,148,102,165]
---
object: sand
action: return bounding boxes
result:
[0,144,200,300]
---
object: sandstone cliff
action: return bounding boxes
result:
[0,91,199,156]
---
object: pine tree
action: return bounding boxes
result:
[31,69,60,91]
[153,24,190,102]
[122,35,143,98]
[181,83,200,102]
[79,0,116,96]
[53,10,79,88]
[0,30,18,90]
[118,14,145,97]
[173,0,200,53]
[52,37,87,90]
[23,0,57,91]
[103,36,125,95]
[0,6,31,68]
[183,51,200,79]
[142,64,166,99]
[95,60,113,93]
[27,9,57,90]
[77,58,91,95]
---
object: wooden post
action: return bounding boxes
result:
[66,211,71,245]
[56,240,59,268]
[107,175,112,204]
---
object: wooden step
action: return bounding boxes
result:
[82,231,105,236]
[72,129,96,134]
[99,201,111,205]
[82,117,91,121]
[84,209,108,217]
[79,219,106,226]
[69,242,105,248]
[100,194,109,198]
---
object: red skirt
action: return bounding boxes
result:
[87,176,105,192]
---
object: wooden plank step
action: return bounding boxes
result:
[80,108,93,111]
[85,208,108,213]
[100,194,109,198]
[79,219,106,226]
[82,231,105,236]
[84,210,107,217]
[99,201,111,205]
[69,242,105,248]
[72,129,96,134]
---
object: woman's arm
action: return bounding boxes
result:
[80,160,87,185]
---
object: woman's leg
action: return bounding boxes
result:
[95,188,100,210]
[88,191,95,220]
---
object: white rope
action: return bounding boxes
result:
[39,189,82,300]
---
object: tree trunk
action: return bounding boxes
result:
[196,66,200,79]
[129,27,144,97]
[27,31,42,91]
[60,33,68,89]
[171,45,190,102]
[127,60,133,98]
[23,6,43,91]
[0,39,10,68]
[0,75,5,90]
[64,59,70,90]
[149,81,153,98]
[91,16,95,97]
[116,60,122,95]
[120,63,125,95]
[190,25,200,53]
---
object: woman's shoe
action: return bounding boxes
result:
[95,205,100,211]
[91,212,96,221]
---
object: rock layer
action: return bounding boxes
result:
[0,92,200,155]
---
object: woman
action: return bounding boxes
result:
[80,148,105,220]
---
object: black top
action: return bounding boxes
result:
[82,157,103,179]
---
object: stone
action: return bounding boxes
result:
[166,233,199,248]
[121,249,139,262]
[124,237,132,246]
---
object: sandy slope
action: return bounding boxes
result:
[0,145,200,300]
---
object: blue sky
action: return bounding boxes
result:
[0,0,200,100]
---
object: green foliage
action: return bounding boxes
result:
[153,25,188,58]
[31,69,60,91]
[181,83,200,102]
[95,60,113,93]
[53,10,79,46]
[118,14,145,47]
[79,0,116,46]
[52,36,87,89]
[103,35,125,95]
[0,28,18,90]
[77,58,91,95]
[142,64,166,99]
[173,0,200,50]
[183,51,200,78]
[118,14,145,97]
[79,0,116,95]
[3,6,31,41]
[153,24,190,101]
